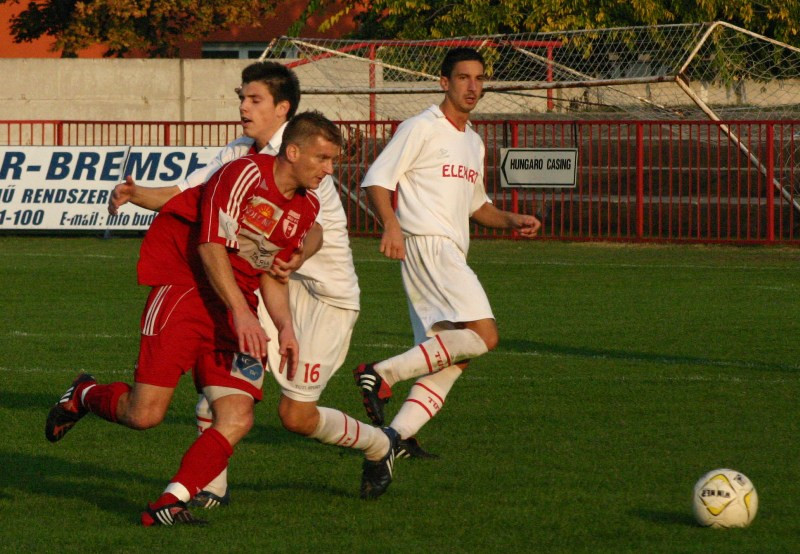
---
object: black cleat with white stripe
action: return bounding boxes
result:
[395,436,439,460]
[45,373,96,443]
[360,426,399,500]
[141,501,207,527]
[353,362,393,426]
[189,488,230,509]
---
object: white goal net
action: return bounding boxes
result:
[262,21,800,213]
[262,22,800,122]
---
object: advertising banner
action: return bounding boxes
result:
[0,146,219,230]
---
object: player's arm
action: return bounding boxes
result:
[198,242,268,359]
[109,143,233,215]
[367,185,405,260]
[362,117,427,261]
[108,176,180,215]
[470,202,542,238]
[268,222,323,283]
[259,272,298,380]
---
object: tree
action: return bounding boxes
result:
[1,0,279,57]
[314,0,800,47]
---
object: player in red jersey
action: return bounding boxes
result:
[45,111,398,525]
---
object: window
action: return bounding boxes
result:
[202,43,271,59]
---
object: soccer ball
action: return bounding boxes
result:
[692,468,758,528]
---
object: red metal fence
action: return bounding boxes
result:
[2,119,798,243]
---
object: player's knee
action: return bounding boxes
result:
[280,416,313,436]
[483,330,499,351]
[124,408,165,430]
[462,323,498,353]
[278,404,316,436]
[214,410,254,443]
[229,411,254,437]
[474,327,498,351]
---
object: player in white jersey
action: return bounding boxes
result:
[356,48,541,452]
[109,62,401,502]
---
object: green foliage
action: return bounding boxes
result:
[0,0,279,57]
[318,0,800,46]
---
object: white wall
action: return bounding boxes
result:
[0,58,343,121]
[3,58,798,123]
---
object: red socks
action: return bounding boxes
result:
[82,382,131,422]
[167,428,233,501]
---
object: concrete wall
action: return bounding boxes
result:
[3,58,799,123]
[0,57,380,122]
[1,58,255,122]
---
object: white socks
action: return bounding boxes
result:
[389,365,462,439]
[164,482,192,503]
[375,329,487,386]
[195,394,229,497]
[310,406,389,461]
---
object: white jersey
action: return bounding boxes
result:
[361,105,490,255]
[177,130,284,192]
[295,175,360,309]
[178,125,359,309]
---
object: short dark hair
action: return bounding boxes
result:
[241,62,301,119]
[441,47,485,79]
[278,110,342,157]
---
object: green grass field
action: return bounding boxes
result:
[1,236,799,552]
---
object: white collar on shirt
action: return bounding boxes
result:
[426,104,474,130]
[259,121,288,155]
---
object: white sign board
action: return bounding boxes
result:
[500,148,578,188]
[0,146,219,230]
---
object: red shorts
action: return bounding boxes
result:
[135,285,265,401]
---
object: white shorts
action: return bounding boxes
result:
[402,235,494,344]
[257,279,359,402]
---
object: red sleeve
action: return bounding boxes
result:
[199,157,261,249]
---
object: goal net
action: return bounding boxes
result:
[262,22,800,122]
[263,21,800,213]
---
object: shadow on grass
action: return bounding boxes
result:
[631,508,697,527]
[500,339,799,373]
[1,390,58,411]
[245,478,354,499]
[243,419,310,448]
[0,451,162,521]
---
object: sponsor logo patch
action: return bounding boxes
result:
[232,353,264,382]
[242,198,283,238]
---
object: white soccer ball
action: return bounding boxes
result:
[692,468,758,528]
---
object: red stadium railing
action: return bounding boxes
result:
[1,119,798,243]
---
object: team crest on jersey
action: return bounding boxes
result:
[282,210,301,238]
[242,198,283,238]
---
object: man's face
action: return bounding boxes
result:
[288,135,340,190]
[238,81,288,143]
[441,60,485,114]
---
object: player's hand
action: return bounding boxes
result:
[512,213,542,238]
[379,221,405,260]
[108,176,137,215]
[232,308,269,359]
[277,327,299,381]
[268,247,304,284]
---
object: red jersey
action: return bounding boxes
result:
[138,154,320,305]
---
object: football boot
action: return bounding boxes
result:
[45,373,96,442]
[353,363,392,426]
